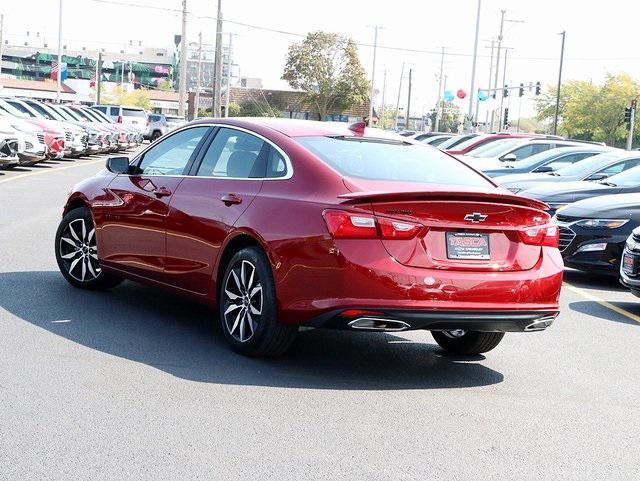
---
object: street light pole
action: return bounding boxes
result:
[213,0,223,117]
[56,0,63,102]
[367,26,380,126]
[498,48,509,129]
[393,62,405,130]
[434,47,445,132]
[405,68,412,131]
[224,32,233,117]
[552,31,566,136]
[194,32,203,117]
[491,9,506,131]
[468,0,482,132]
[178,0,188,117]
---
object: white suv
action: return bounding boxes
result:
[92,105,147,132]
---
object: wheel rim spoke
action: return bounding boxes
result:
[61,237,78,248]
[61,251,79,260]
[224,303,242,315]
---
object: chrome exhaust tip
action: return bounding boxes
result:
[524,316,556,332]
[348,317,411,331]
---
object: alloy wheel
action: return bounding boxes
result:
[223,260,263,343]
[58,218,101,282]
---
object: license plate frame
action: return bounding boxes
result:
[446,232,491,260]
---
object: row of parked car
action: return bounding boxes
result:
[409,130,640,299]
[0,100,186,169]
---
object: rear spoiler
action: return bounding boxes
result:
[338,190,549,212]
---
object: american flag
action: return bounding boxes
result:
[89,74,96,88]
[50,61,67,81]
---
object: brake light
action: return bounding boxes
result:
[518,224,559,248]
[117,115,123,123]
[322,210,423,240]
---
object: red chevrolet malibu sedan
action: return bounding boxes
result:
[55,118,563,357]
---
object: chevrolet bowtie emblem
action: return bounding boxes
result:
[464,212,488,222]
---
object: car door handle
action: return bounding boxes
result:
[153,187,172,198]
[221,193,242,206]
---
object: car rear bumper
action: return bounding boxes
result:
[304,308,558,332]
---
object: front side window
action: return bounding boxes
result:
[544,152,594,171]
[595,159,640,178]
[196,128,267,178]
[136,127,209,176]
[297,136,493,187]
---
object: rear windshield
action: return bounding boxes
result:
[296,136,493,187]
[123,108,146,117]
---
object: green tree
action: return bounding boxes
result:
[100,86,153,110]
[427,102,461,132]
[157,79,174,91]
[282,31,369,121]
[237,99,281,117]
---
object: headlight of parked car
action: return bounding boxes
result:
[575,219,629,229]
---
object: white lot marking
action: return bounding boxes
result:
[0,159,104,185]
[564,282,640,325]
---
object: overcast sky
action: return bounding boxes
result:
[3,0,638,119]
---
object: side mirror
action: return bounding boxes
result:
[533,165,553,173]
[500,153,517,162]
[106,156,130,174]
[586,172,608,181]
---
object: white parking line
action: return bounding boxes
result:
[0,158,105,185]
[564,283,640,325]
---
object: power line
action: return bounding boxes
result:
[64,0,640,63]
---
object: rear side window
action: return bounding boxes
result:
[123,108,147,117]
[296,136,493,187]
[196,128,268,178]
[93,106,107,113]
[109,107,120,116]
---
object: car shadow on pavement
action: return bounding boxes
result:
[569,300,640,326]
[563,269,626,292]
[0,270,504,390]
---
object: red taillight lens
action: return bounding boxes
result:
[518,224,559,248]
[322,210,423,240]
[117,115,123,123]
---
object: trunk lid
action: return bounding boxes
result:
[339,183,549,272]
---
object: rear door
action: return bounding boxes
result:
[165,126,272,294]
[586,158,640,180]
[97,126,210,280]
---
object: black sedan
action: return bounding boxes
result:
[483,146,607,178]
[496,150,634,193]
[519,165,640,216]
[620,226,640,295]
[553,194,640,275]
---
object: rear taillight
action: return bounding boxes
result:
[322,210,423,240]
[117,115,123,123]
[518,224,559,248]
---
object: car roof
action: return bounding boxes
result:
[189,117,407,139]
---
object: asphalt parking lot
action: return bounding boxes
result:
[1,155,639,480]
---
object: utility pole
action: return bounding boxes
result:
[498,49,509,130]
[178,0,188,117]
[96,52,102,104]
[482,40,495,132]
[213,0,223,117]
[194,32,203,118]
[56,0,63,102]
[405,68,413,130]
[468,0,482,132]
[121,61,125,87]
[393,62,405,130]
[434,47,445,132]
[626,100,636,150]
[552,31,566,136]
[491,9,506,131]
[367,26,380,126]
[0,14,4,78]
[380,68,387,128]
[224,32,233,117]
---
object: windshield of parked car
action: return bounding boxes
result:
[437,134,478,150]
[297,136,494,187]
[47,105,76,122]
[0,99,30,119]
[554,152,626,177]
[87,108,114,123]
[599,165,640,187]
[31,102,66,122]
[57,106,84,122]
[6,100,41,119]
[467,139,526,158]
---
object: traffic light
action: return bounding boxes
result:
[625,107,633,129]
[519,83,524,97]
[535,81,541,96]
[503,108,509,127]
[503,85,509,97]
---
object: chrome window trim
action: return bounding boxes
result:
[122,122,293,181]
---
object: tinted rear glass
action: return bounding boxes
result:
[123,108,147,117]
[556,152,627,176]
[297,136,493,187]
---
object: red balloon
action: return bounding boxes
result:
[456,89,467,99]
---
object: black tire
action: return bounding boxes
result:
[55,207,123,290]
[151,130,162,141]
[431,330,504,355]
[219,247,297,357]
